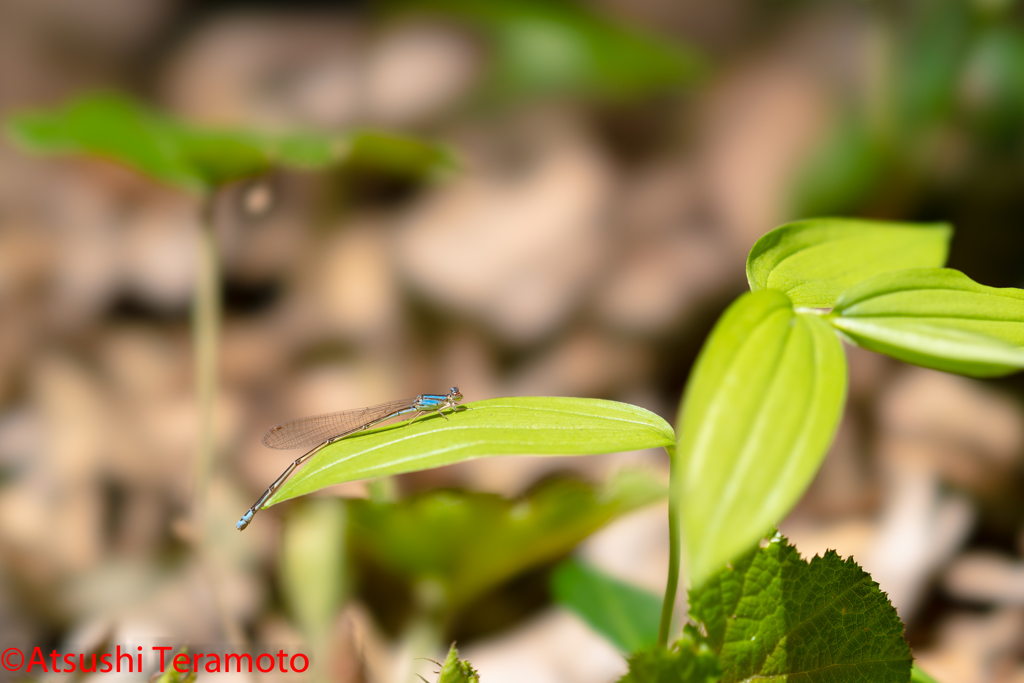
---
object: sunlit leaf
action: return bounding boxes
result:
[688,533,912,683]
[397,0,703,102]
[746,218,952,308]
[348,469,666,610]
[280,499,348,640]
[270,397,674,504]
[830,268,1024,377]
[675,290,846,586]
[551,558,661,652]
[5,92,449,193]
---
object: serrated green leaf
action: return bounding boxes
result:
[348,470,666,610]
[280,499,347,640]
[550,558,661,652]
[399,0,703,102]
[830,268,1024,377]
[270,397,674,505]
[675,290,847,586]
[5,93,449,193]
[689,533,912,683]
[746,218,952,308]
[911,664,942,683]
[617,637,721,683]
[436,644,479,683]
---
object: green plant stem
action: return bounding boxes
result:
[193,194,220,522]
[658,443,681,648]
[191,193,244,644]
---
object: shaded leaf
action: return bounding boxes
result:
[6,92,449,193]
[617,636,720,683]
[280,500,348,640]
[689,533,912,683]
[271,397,674,505]
[675,290,846,586]
[436,644,479,683]
[348,469,666,610]
[830,268,1024,377]
[550,558,661,652]
[746,218,952,308]
[398,0,703,102]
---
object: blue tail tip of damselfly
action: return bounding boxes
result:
[237,510,254,531]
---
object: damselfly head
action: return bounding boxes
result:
[449,386,462,402]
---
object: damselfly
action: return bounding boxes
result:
[236,387,463,530]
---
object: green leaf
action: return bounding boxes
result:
[746,218,952,308]
[689,533,912,683]
[911,664,943,683]
[436,644,480,683]
[830,268,1024,377]
[675,290,847,586]
[280,499,348,640]
[550,558,661,652]
[348,470,666,610]
[398,0,703,102]
[270,397,674,505]
[154,648,197,683]
[5,92,449,193]
[789,118,891,217]
[617,637,721,683]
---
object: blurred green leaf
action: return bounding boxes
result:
[154,648,196,683]
[830,268,1024,377]
[688,532,912,683]
[280,499,348,641]
[436,644,480,683]
[963,26,1024,145]
[790,118,891,217]
[5,93,449,193]
[348,469,666,610]
[550,558,661,652]
[675,290,846,586]
[271,397,674,505]
[894,0,972,133]
[746,218,952,308]
[617,637,720,683]
[397,0,703,102]
[912,664,943,683]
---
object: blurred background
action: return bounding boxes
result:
[1,0,1024,682]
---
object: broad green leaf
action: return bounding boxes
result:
[617,637,720,683]
[398,0,703,102]
[348,470,665,610]
[280,499,348,640]
[689,533,912,683]
[911,664,942,683]
[830,268,1024,377]
[675,290,847,586]
[270,397,674,504]
[436,644,480,683]
[550,558,661,652]
[746,218,952,308]
[5,93,449,193]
